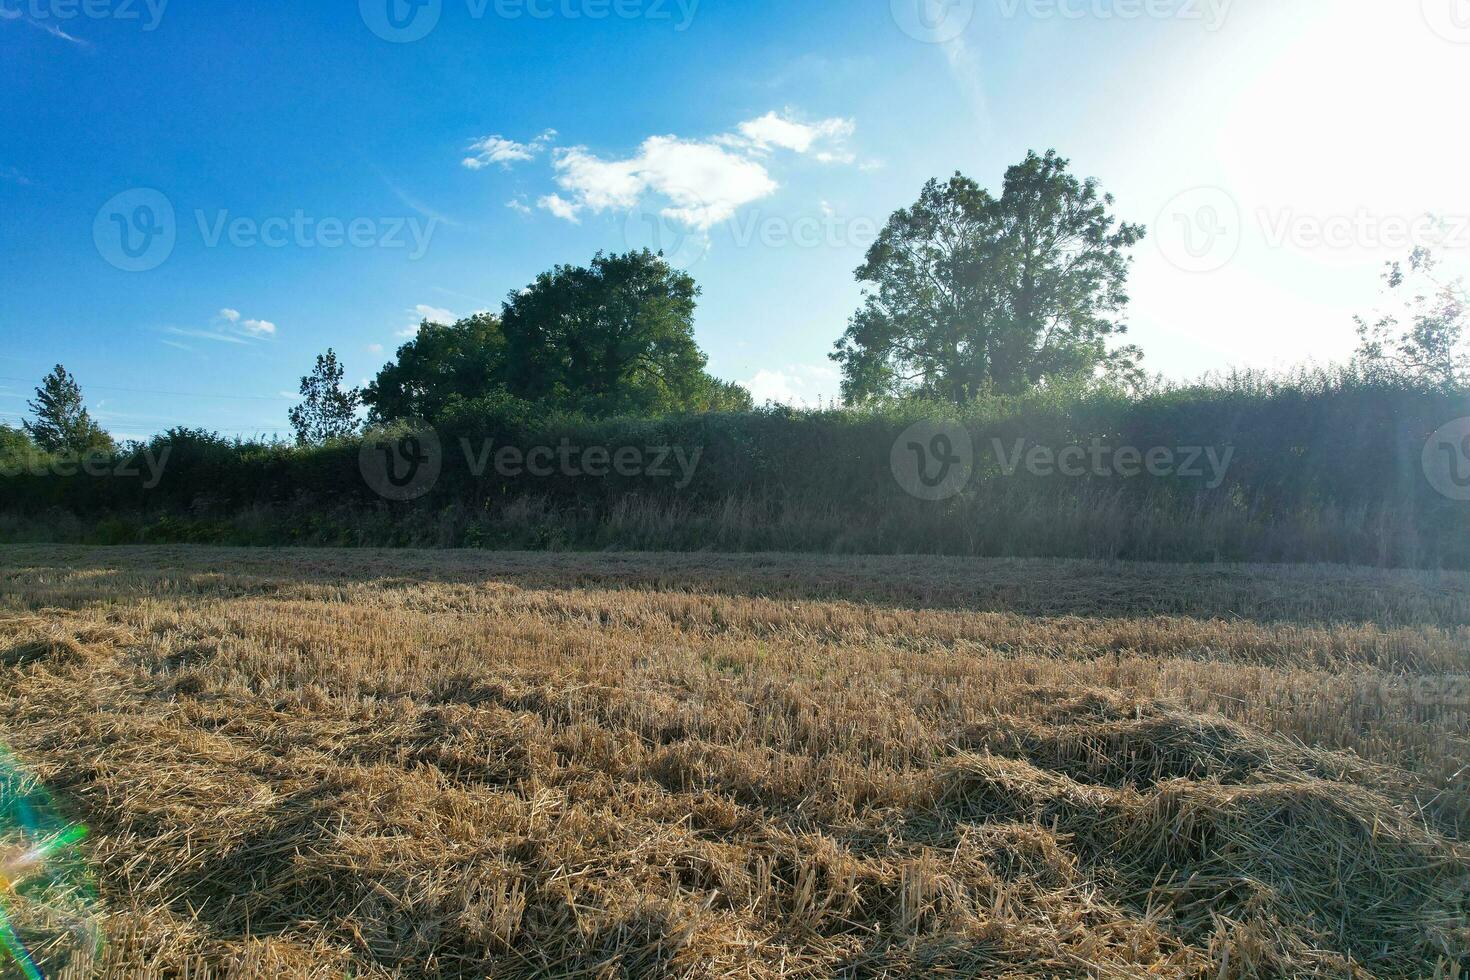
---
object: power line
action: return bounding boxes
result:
[0,376,291,402]
[0,411,295,435]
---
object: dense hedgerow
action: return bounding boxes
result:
[2,369,1467,567]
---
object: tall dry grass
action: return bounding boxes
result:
[0,546,1466,977]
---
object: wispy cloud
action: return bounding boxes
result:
[164,327,250,345]
[378,168,462,228]
[161,308,279,348]
[462,130,557,170]
[4,11,90,46]
[0,165,33,187]
[940,35,993,138]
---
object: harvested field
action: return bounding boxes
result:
[0,545,1467,977]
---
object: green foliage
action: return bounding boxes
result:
[834,150,1145,404]
[288,349,362,445]
[501,249,735,415]
[4,368,1466,567]
[23,365,113,455]
[1355,247,1468,387]
[363,313,507,424]
[695,377,756,413]
[362,252,750,423]
[0,424,49,474]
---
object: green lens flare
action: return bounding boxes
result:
[0,747,102,979]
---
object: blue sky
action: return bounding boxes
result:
[3,0,1468,439]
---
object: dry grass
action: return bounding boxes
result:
[0,545,1466,978]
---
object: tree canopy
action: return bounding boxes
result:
[363,250,750,423]
[24,365,113,455]
[1354,246,1468,388]
[288,349,362,445]
[832,150,1146,404]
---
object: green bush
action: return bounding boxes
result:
[2,369,1466,567]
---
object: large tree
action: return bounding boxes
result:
[288,349,362,444]
[365,251,749,422]
[24,365,113,455]
[501,250,728,416]
[832,150,1146,403]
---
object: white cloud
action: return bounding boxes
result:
[367,343,384,355]
[550,147,644,213]
[506,198,533,215]
[219,308,241,322]
[415,304,456,324]
[398,304,458,337]
[241,319,276,336]
[737,111,854,158]
[462,130,557,170]
[741,364,842,408]
[552,136,778,230]
[528,110,860,233]
[537,193,582,223]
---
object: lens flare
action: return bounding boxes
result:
[0,747,102,978]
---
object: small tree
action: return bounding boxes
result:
[24,365,113,455]
[288,349,362,444]
[1354,246,1468,387]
